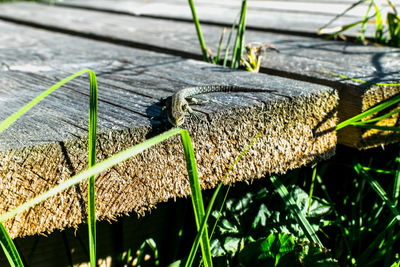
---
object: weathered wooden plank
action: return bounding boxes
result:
[52,0,376,17]
[1,2,398,148]
[44,0,377,37]
[0,20,337,238]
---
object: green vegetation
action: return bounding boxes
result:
[188,0,273,71]
[0,1,400,266]
[1,69,400,266]
[319,0,400,47]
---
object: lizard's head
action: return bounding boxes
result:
[168,99,188,126]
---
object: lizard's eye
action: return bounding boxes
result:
[181,103,188,111]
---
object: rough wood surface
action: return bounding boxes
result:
[1,2,398,148]
[47,0,378,37]
[0,21,337,238]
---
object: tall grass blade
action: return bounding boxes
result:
[185,182,222,267]
[0,69,91,135]
[213,28,226,64]
[318,0,367,31]
[185,129,264,266]
[336,94,400,130]
[374,3,384,42]
[393,155,400,207]
[386,154,400,267]
[180,130,212,267]
[87,72,98,267]
[316,173,352,253]
[0,128,182,223]
[358,217,397,265]
[356,108,400,124]
[307,166,317,216]
[223,12,240,67]
[387,12,400,46]
[348,124,400,131]
[354,164,400,221]
[0,223,23,267]
[0,69,96,267]
[187,0,208,62]
[387,0,399,15]
[230,0,247,69]
[270,175,321,244]
[357,0,374,42]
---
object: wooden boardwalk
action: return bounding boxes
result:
[0,0,399,244]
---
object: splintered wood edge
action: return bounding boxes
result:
[0,89,338,238]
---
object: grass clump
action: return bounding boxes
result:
[187,0,277,72]
[319,0,400,47]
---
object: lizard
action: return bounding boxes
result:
[162,85,275,126]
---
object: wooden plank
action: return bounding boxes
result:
[54,0,375,17]
[1,2,398,148]
[45,0,378,37]
[0,20,337,238]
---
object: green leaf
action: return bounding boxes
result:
[270,176,321,244]
[187,0,208,62]
[0,223,23,267]
[354,164,400,222]
[87,70,98,267]
[180,130,212,267]
[251,204,269,229]
[230,0,247,69]
[238,233,296,266]
[0,69,92,135]
[336,93,400,131]
[374,3,384,43]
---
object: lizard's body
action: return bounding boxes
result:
[164,85,271,126]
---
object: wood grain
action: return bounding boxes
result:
[1,2,398,148]
[0,21,337,238]
[47,0,378,37]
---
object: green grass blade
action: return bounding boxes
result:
[180,130,212,267]
[357,0,374,42]
[185,128,264,266]
[87,71,98,267]
[362,166,394,175]
[358,217,397,265]
[0,69,91,135]
[374,3,384,42]
[230,0,247,69]
[393,154,400,207]
[354,163,400,221]
[187,0,208,62]
[0,69,95,267]
[356,108,400,124]
[386,0,399,15]
[0,223,23,267]
[223,12,240,67]
[316,173,352,253]
[348,124,400,131]
[386,153,400,267]
[336,94,400,130]
[185,182,222,267]
[0,128,182,223]
[270,175,321,244]
[318,0,367,31]
[325,69,400,86]
[307,166,317,216]
[213,28,226,64]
